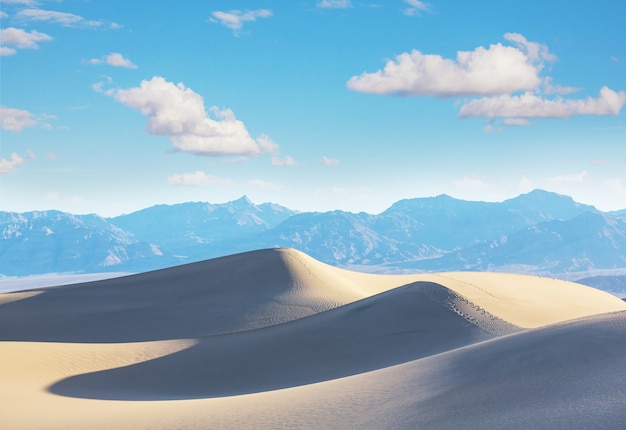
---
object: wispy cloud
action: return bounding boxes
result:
[459,87,626,119]
[0,107,55,131]
[15,8,121,29]
[1,0,38,5]
[403,0,429,16]
[167,171,236,187]
[87,53,138,69]
[503,118,530,126]
[317,0,352,9]
[17,8,99,27]
[0,27,52,55]
[247,178,283,190]
[271,155,302,167]
[590,159,609,166]
[321,156,340,167]
[547,170,589,184]
[112,76,277,158]
[209,9,272,34]
[0,150,35,174]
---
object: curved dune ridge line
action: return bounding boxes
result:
[1,248,625,429]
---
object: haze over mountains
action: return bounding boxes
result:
[2,189,626,293]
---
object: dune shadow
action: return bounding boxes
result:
[49,282,519,400]
[0,249,339,342]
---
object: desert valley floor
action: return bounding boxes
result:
[1,248,626,429]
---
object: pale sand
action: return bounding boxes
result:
[1,248,625,429]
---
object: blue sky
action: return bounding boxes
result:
[1,0,625,216]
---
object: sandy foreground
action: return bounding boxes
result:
[1,248,625,429]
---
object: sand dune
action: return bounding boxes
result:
[1,248,625,429]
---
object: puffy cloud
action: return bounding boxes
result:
[271,155,302,166]
[0,150,35,174]
[167,171,235,187]
[404,0,429,16]
[210,9,272,32]
[87,53,137,69]
[348,32,625,126]
[317,0,352,8]
[113,76,275,157]
[0,27,52,55]
[0,107,37,131]
[347,38,544,97]
[321,156,340,167]
[459,87,626,119]
[16,9,102,27]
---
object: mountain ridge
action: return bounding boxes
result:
[2,190,625,294]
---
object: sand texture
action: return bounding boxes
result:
[2,248,625,429]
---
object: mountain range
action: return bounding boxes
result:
[2,189,626,293]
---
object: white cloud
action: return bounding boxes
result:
[247,178,283,190]
[0,107,55,131]
[92,76,113,93]
[0,107,37,131]
[503,32,556,64]
[0,27,52,55]
[313,186,376,202]
[271,155,302,166]
[317,0,352,9]
[459,86,626,119]
[16,9,102,27]
[453,174,493,191]
[321,156,339,166]
[106,53,137,68]
[547,170,589,184]
[45,191,61,201]
[210,9,272,33]
[348,32,625,125]
[483,123,502,133]
[43,191,86,206]
[87,53,137,69]
[0,11,8,19]
[167,171,235,187]
[503,118,530,126]
[347,37,544,97]
[403,0,429,16]
[0,150,35,174]
[113,76,275,157]
[1,0,37,4]
[542,77,580,95]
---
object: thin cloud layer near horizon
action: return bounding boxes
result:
[1,0,625,216]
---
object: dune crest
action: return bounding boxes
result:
[1,248,625,429]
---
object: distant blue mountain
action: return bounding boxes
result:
[0,211,172,276]
[110,196,297,260]
[2,190,625,286]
